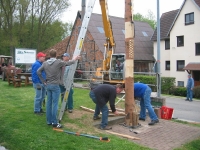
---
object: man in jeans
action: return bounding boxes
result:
[134,82,159,125]
[59,53,74,113]
[186,74,194,102]
[31,52,46,115]
[89,84,123,130]
[37,49,80,128]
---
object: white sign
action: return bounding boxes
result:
[15,48,36,64]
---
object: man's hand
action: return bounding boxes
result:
[72,55,81,61]
[114,111,119,115]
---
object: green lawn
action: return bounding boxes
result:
[0,80,150,150]
[0,80,200,150]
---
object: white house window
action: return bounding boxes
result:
[185,12,194,25]
[122,30,125,34]
[177,81,184,87]
[177,60,185,71]
[142,31,148,37]
[195,43,200,55]
[165,61,170,70]
[97,27,104,33]
[177,36,184,47]
[165,39,170,50]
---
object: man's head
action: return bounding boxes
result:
[49,49,57,58]
[116,59,120,65]
[116,84,124,94]
[62,53,70,61]
[37,52,46,62]
[188,74,192,78]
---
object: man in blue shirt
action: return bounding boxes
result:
[186,74,194,102]
[32,52,46,115]
[134,83,159,125]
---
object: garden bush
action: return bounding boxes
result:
[169,87,187,97]
[193,85,200,99]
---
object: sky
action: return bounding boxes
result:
[61,0,184,23]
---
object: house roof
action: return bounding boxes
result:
[194,0,200,8]
[183,62,200,70]
[44,37,70,57]
[88,13,154,61]
[151,9,179,41]
[44,12,154,61]
[151,0,200,41]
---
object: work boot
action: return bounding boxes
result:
[93,116,101,120]
[148,119,159,125]
[52,123,62,128]
[99,126,112,130]
[68,109,73,113]
[139,118,145,121]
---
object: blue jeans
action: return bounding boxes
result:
[186,88,193,101]
[33,83,46,112]
[46,84,60,124]
[89,91,109,128]
[140,86,158,121]
[59,85,74,109]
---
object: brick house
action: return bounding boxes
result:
[44,11,155,78]
[151,0,200,87]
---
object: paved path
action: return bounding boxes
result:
[165,96,200,122]
[111,117,200,150]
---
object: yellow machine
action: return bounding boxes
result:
[94,0,125,84]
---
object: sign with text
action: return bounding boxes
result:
[15,48,36,64]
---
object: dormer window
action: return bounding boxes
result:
[185,12,194,25]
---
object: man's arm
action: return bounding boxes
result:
[37,64,46,84]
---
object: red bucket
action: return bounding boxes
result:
[160,106,174,120]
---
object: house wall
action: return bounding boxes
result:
[154,0,200,87]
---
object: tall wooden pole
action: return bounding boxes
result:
[124,0,138,127]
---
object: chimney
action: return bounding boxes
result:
[81,0,86,21]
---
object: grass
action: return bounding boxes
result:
[0,80,150,150]
[0,79,200,150]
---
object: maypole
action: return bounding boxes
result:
[124,0,138,127]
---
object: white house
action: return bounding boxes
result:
[151,0,200,87]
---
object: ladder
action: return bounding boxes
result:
[58,0,96,122]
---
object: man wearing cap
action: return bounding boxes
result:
[31,52,46,115]
[59,53,74,113]
[37,49,80,128]
[186,74,194,102]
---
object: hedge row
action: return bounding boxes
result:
[134,75,200,98]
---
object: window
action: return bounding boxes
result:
[165,61,170,70]
[165,39,170,50]
[97,27,104,33]
[196,43,200,55]
[177,36,184,47]
[185,12,194,25]
[122,30,125,34]
[177,60,185,71]
[177,81,184,87]
[142,31,148,37]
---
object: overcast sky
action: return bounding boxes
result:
[60,0,184,23]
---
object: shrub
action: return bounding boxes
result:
[169,87,187,97]
[193,85,200,99]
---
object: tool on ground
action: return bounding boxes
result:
[53,128,110,142]
[58,0,96,122]
[106,130,140,140]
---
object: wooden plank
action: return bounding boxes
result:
[106,131,140,140]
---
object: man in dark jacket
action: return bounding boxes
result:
[89,84,123,130]
[32,52,46,115]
